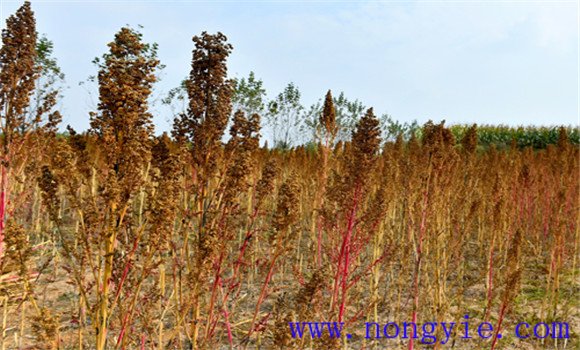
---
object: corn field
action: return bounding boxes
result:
[0,2,578,350]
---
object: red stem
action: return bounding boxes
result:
[232,207,259,279]
[222,304,233,347]
[112,233,140,307]
[206,252,224,339]
[490,303,507,350]
[247,251,279,339]
[0,165,7,267]
[116,312,131,349]
[337,185,360,323]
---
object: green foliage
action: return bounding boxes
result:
[162,78,188,115]
[380,113,419,142]
[36,35,64,80]
[232,71,266,115]
[449,124,579,150]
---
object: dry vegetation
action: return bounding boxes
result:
[0,2,578,349]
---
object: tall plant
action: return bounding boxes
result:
[172,31,234,348]
[0,1,38,268]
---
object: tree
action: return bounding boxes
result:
[162,78,187,118]
[232,71,266,116]
[266,82,303,148]
[380,113,419,142]
[28,35,64,130]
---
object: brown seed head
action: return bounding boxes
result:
[349,107,381,186]
[0,1,38,145]
[320,90,337,139]
[173,31,234,182]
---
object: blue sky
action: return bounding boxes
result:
[0,0,578,134]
